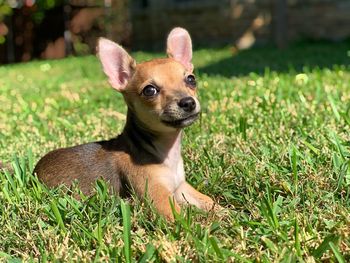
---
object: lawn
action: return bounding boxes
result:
[0,41,350,261]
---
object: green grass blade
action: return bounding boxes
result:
[301,140,319,155]
[261,236,278,253]
[336,161,349,191]
[330,132,347,160]
[3,170,20,199]
[139,243,157,263]
[74,222,96,241]
[121,200,132,263]
[328,95,341,122]
[329,242,345,263]
[261,188,280,229]
[65,197,84,220]
[2,183,12,203]
[294,219,301,257]
[209,236,224,259]
[50,199,66,232]
[11,156,23,187]
[239,116,248,140]
[312,234,340,258]
[289,144,298,192]
[27,148,34,174]
[19,156,27,184]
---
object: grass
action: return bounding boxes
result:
[0,40,350,261]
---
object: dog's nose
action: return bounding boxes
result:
[178,97,196,112]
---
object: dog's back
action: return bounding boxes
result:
[34,138,126,194]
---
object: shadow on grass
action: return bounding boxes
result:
[198,40,350,77]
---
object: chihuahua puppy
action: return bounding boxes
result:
[34,27,220,221]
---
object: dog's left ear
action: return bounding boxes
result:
[166,27,193,72]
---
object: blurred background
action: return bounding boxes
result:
[0,0,349,64]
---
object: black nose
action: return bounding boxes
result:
[178,97,196,112]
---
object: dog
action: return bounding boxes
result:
[34,27,220,221]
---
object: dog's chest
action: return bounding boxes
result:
[163,143,185,187]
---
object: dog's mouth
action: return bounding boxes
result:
[161,113,200,128]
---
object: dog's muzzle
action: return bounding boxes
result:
[161,97,201,128]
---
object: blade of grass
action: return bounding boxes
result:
[329,241,345,263]
[27,148,34,174]
[120,200,132,263]
[301,140,319,155]
[20,156,27,184]
[11,156,23,187]
[335,160,349,191]
[294,219,301,257]
[50,199,66,232]
[328,95,341,122]
[3,170,20,199]
[239,116,248,140]
[139,243,157,263]
[289,144,298,193]
[261,236,278,253]
[312,234,339,258]
[209,236,224,259]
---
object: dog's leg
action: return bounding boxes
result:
[131,166,181,221]
[147,182,181,221]
[174,182,219,211]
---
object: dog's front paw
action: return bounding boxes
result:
[209,203,231,219]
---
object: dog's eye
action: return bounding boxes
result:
[185,75,196,87]
[142,85,159,97]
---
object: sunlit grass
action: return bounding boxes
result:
[0,41,350,261]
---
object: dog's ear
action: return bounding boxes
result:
[97,38,136,91]
[166,27,193,72]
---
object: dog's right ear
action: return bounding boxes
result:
[97,38,136,92]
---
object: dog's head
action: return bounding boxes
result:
[97,27,200,132]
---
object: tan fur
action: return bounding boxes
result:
[34,28,220,221]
